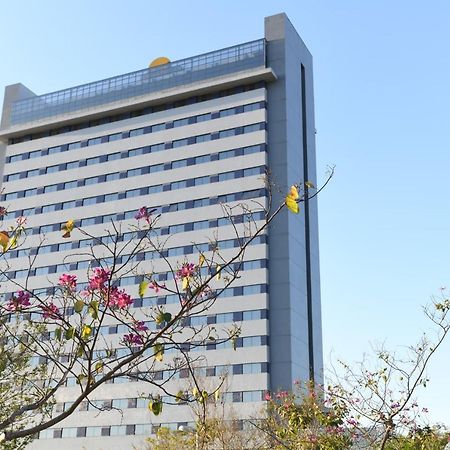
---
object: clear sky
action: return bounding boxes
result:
[1,0,449,425]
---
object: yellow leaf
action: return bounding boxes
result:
[199,253,205,266]
[154,343,164,362]
[216,265,221,280]
[287,185,299,200]
[214,389,220,402]
[138,280,149,298]
[305,181,315,189]
[81,325,92,340]
[0,231,9,252]
[285,196,299,214]
[61,219,74,238]
[182,277,189,290]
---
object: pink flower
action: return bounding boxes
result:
[264,391,272,401]
[134,321,148,331]
[6,290,31,311]
[135,206,156,224]
[88,268,111,290]
[0,207,7,217]
[16,216,27,226]
[105,287,133,309]
[149,281,160,294]
[123,333,144,347]
[176,263,196,279]
[41,302,59,320]
[59,273,77,291]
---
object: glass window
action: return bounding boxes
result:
[149,164,163,173]
[194,176,209,186]
[25,188,37,197]
[193,220,208,230]
[150,143,164,152]
[151,123,165,132]
[106,172,120,182]
[129,128,144,138]
[196,112,211,122]
[171,180,187,190]
[84,176,98,185]
[48,146,62,155]
[64,181,78,189]
[243,123,262,133]
[28,169,40,177]
[129,147,144,157]
[61,428,77,438]
[173,118,189,128]
[88,137,102,146]
[173,138,188,148]
[218,171,235,182]
[104,193,119,202]
[83,197,97,206]
[66,161,78,170]
[81,217,96,226]
[44,185,58,193]
[243,102,260,112]
[219,129,235,139]
[148,185,163,194]
[108,133,122,142]
[219,107,235,117]
[7,173,20,181]
[127,168,142,177]
[126,189,140,198]
[172,159,187,169]
[29,150,41,158]
[219,150,235,160]
[10,155,23,163]
[107,152,121,161]
[42,205,57,213]
[196,134,211,144]
[86,157,101,166]
[195,155,209,164]
[68,142,81,150]
[86,427,102,437]
[244,167,260,177]
[62,200,76,210]
[243,145,260,155]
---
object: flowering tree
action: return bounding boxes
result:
[327,293,450,449]
[0,172,333,447]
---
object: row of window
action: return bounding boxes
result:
[55,389,264,416]
[5,103,264,166]
[9,210,266,279]
[8,164,264,224]
[7,189,265,258]
[9,82,265,145]
[3,143,264,205]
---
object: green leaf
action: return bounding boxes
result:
[154,343,164,362]
[148,400,163,416]
[74,300,85,314]
[95,361,103,373]
[163,312,172,323]
[138,280,149,298]
[64,327,75,340]
[54,327,62,341]
[175,390,184,403]
[88,300,99,320]
[305,181,315,189]
[81,325,92,340]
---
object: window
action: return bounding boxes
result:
[128,147,144,157]
[106,172,120,182]
[172,159,187,169]
[196,112,211,122]
[68,142,81,150]
[107,152,121,161]
[243,102,260,112]
[81,217,96,226]
[193,220,208,230]
[129,128,144,137]
[195,155,209,164]
[244,167,261,177]
[108,132,122,142]
[173,117,190,127]
[243,123,262,133]
[83,197,97,206]
[42,205,57,213]
[64,181,78,189]
[220,107,235,117]
[151,123,165,132]
[127,168,142,177]
[150,143,164,152]
[44,185,58,193]
[29,150,41,158]
[173,138,188,148]
[219,129,235,139]
[62,200,76,210]
[48,146,62,155]
[86,156,101,165]
[10,155,22,163]
[88,137,102,146]
[25,188,37,197]
[149,164,163,173]
[66,161,78,170]
[28,169,40,177]
[84,176,98,185]
[243,144,261,155]
[194,176,209,186]
[7,173,20,181]
[171,180,187,190]
[218,171,235,182]
[126,189,140,198]
[219,149,235,160]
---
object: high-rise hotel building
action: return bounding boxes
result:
[0,14,323,450]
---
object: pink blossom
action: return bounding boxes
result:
[41,302,59,320]
[88,268,111,290]
[16,216,27,226]
[6,290,31,311]
[176,263,196,279]
[134,321,148,331]
[149,281,160,294]
[123,333,144,346]
[59,273,77,291]
[0,207,7,217]
[105,287,133,309]
[264,391,272,401]
[135,206,155,223]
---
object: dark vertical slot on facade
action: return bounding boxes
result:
[301,64,315,382]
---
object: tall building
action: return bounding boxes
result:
[0,13,322,450]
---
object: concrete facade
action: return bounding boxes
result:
[0,14,322,450]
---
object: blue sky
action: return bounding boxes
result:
[1,0,449,425]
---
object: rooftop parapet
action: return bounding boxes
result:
[6,39,266,126]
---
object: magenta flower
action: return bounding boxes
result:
[41,302,59,320]
[59,273,77,291]
[134,321,148,331]
[106,287,133,309]
[123,333,144,347]
[6,290,31,311]
[88,268,111,290]
[264,391,272,401]
[16,216,27,226]
[149,281,160,294]
[176,262,196,279]
[135,206,156,224]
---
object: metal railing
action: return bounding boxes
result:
[10,39,266,125]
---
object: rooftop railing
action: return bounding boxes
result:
[10,39,266,125]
